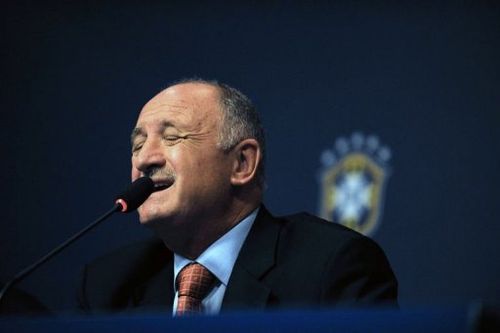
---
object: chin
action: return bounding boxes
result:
[138,206,175,227]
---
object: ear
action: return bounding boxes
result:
[230,138,261,186]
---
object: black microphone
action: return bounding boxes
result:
[0,177,155,309]
[115,177,155,213]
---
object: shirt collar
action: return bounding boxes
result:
[174,207,259,288]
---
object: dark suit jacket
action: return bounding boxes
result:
[0,284,51,316]
[78,206,398,314]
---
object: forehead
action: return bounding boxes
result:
[136,83,221,128]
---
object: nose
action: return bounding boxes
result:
[133,138,167,175]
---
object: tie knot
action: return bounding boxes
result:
[176,263,216,300]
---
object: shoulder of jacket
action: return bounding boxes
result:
[279,212,366,240]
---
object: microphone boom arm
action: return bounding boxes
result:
[0,203,121,307]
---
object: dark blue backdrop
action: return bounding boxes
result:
[1,1,499,312]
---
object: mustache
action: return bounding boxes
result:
[143,167,176,182]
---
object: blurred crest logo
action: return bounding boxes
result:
[318,133,391,236]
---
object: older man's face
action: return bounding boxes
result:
[130,83,234,227]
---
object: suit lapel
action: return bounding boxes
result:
[222,206,282,311]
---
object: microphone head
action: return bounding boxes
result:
[115,177,155,213]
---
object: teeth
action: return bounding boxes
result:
[153,180,173,188]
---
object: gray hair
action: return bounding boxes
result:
[168,78,266,185]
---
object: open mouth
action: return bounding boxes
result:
[152,180,174,192]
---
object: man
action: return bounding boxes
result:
[78,79,397,315]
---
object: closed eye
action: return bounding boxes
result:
[163,134,187,145]
[132,143,143,154]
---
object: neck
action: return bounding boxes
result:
[153,200,260,259]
